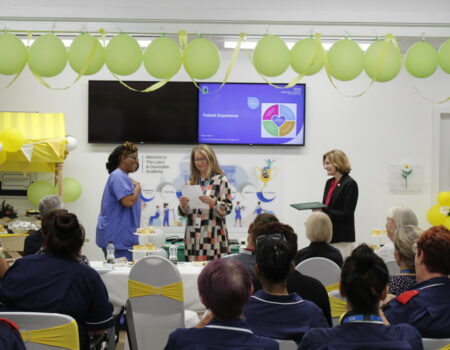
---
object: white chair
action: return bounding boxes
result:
[126,255,198,350]
[276,339,298,350]
[0,312,79,350]
[422,338,450,350]
[385,260,401,276]
[295,257,341,287]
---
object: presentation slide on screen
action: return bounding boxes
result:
[198,83,305,145]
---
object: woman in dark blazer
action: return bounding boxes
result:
[321,149,358,258]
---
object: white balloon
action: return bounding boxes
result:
[66,136,77,152]
[0,142,3,152]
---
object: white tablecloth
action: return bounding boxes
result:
[91,261,205,312]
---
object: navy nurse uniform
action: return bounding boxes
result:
[164,318,278,350]
[96,168,141,261]
[384,276,450,338]
[0,254,114,350]
[0,319,26,350]
[299,312,423,350]
[243,289,328,343]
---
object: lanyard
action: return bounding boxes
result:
[342,314,384,325]
[198,177,211,194]
[205,325,253,334]
[418,283,445,291]
[400,269,415,274]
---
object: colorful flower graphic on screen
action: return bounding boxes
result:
[261,103,297,138]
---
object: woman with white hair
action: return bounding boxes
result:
[376,206,418,262]
[295,212,343,267]
[388,225,422,296]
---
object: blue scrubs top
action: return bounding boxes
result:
[0,320,26,350]
[164,318,278,350]
[384,276,450,338]
[243,289,329,343]
[299,313,423,350]
[0,254,114,350]
[96,168,141,250]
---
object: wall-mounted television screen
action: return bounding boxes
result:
[198,83,306,145]
[88,81,198,144]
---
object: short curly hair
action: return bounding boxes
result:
[106,141,138,174]
[416,225,450,275]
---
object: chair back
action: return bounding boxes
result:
[328,289,347,324]
[0,312,79,350]
[422,337,450,350]
[276,339,298,350]
[296,257,341,287]
[385,260,400,276]
[127,255,185,350]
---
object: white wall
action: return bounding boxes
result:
[0,0,449,259]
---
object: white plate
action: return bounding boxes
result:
[128,249,156,253]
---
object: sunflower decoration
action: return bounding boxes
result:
[401,163,413,190]
[427,191,450,229]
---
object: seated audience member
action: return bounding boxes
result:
[23,194,63,256]
[299,244,423,350]
[377,206,418,262]
[230,213,279,279]
[0,210,114,350]
[295,212,343,267]
[0,318,26,350]
[388,225,422,296]
[243,234,328,343]
[383,225,450,338]
[164,258,278,350]
[253,222,332,326]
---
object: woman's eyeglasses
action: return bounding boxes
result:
[127,155,138,160]
[194,158,208,163]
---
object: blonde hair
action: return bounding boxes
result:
[323,149,352,174]
[189,144,224,185]
[305,212,333,243]
[394,225,422,270]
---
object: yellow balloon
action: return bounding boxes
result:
[443,216,450,230]
[437,191,450,206]
[427,205,445,226]
[0,128,24,152]
[0,150,7,165]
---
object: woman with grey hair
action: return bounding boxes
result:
[376,206,418,262]
[295,212,343,267]
[23,195,64,256]
[388,225,422,296]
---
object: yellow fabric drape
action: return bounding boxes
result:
[128,279,184,301]
[0,112,66,173]
[439,344,450,350]
[326,283,348,318]
[20,320,79,350]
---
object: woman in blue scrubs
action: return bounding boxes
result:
[299,244,423,350]
[96,141,141,261]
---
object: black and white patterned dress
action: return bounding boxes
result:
[389,274,417,296]
[178,174,232,261]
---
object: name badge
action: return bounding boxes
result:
[194,216,202,229]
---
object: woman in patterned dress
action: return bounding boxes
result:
[178,144,232,261]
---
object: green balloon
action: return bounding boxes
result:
[105,34,142,75]
[183,38,220,79]
[327,39,364,81]
[253,35,290,77]
[68,33,104,75]
[59,177,82,202]
[28,34,67,77]
[364,40,402,82]
[290,38,324,76]
[0,33,27,75]
[143,37,181,79]
[27,181,55,206]
[439,39,450,74]
[405,41,438,78]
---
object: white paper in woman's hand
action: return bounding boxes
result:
[181,185,210,209]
